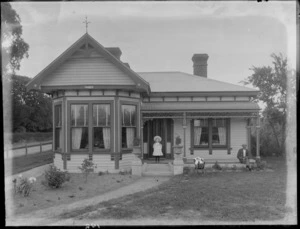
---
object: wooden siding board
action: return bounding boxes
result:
[42,58,136,86]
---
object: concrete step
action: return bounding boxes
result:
[142,163,173,177]
[143,171,173,177]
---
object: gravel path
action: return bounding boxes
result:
[6,176,170,226]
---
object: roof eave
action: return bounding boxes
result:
[147,91,259,97]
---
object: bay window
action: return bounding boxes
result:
[121,105,137,149]
[192,118,229,148]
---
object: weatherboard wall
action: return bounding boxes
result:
[42,56,135,87]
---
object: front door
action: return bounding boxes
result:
[143,119,173,159]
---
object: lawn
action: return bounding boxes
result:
[6,172,140,217]
[5,151,54,176]
[59,157,287,222]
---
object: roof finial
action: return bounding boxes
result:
[83,16,90,33]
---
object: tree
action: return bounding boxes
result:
[11,75,52,132]
[1,2,29,74]
[2,3,30,134]
[241,53,295,156]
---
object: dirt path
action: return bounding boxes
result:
[6,176,170,226]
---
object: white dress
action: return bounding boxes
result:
[153,143,163,156]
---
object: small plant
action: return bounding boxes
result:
[13,174,36,197]
[256,160,267,170]
[98,171,105,176]
[212,161,222,170]
[78,158,97,183]
[133,137,140,147]
[183,166,191,174]
[175,135,182,146]
[231,164,237,171]
[43,165,70,189]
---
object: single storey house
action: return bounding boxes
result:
[26,33,260,173]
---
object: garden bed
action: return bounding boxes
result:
[6,172,140,216]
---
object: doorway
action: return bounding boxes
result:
[143,119,173,159]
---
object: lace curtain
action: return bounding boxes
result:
[126,128,135,148]
[194,127,202,145]
[103,128,110,149]
[59,129,63,149]
[218,127,226,145]
[72,128,82,149]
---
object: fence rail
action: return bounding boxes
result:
[4,141,53,159]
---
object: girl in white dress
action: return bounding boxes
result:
[153,136,163,163]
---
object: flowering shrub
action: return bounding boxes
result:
[13,174,36,197]
[42,165,70,188]
[78,158,97,183]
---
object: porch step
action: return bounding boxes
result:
[142,163,173,177]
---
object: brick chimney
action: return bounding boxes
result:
[106,47,122,60]
[192,54,209,77]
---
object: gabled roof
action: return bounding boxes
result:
[138,71,259,96]
[26,33,150,93]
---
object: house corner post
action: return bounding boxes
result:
[247,118,252,156]
[256,115,261,159]
[183,112,187,160]
[141,118,144,159]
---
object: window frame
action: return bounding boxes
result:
[191,118,230,149]
[68,100,114,154]
[120,101,139,152]
[54,104,62,151]
[92,103,112,152]
[70,103,89,152]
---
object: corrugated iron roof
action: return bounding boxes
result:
[138,71,258,93]
[141,101,260,111]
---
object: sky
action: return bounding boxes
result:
[11,1,296,88]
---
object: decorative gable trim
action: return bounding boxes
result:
[26,33,150,94]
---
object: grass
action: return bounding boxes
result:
[59,157,287,222]
[5,151,54,176]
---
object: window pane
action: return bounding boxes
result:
[212,118,226,127]
[71,105,88,126]
[71,127,88,149]
[194,119,208,127]
[55,106,62,127]
[212,119,227,145]
[194,119,208,146]
[55,128,62,150]
[93,104,110,126]
[122,127,136,148]
[122,105,136,126]
[94,127,110,149]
